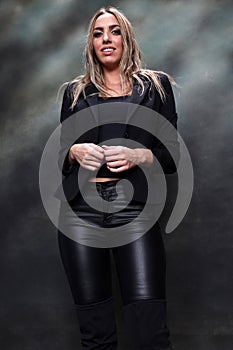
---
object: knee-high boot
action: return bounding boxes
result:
[75,297,118,349]
[123,299,172,350]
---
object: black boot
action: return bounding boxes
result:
[75,297,118,349]
[123,298,172,350]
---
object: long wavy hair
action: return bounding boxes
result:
[68,6,175,109]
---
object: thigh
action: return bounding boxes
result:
[112,224,166,305]
[58,231,112,305]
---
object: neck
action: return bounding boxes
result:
[99,68,121,96]
[101,67,131,97]
[103,68,121,85]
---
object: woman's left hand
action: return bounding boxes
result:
[102,145,153,173]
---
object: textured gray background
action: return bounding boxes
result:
[1,0,233,349]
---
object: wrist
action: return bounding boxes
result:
[136,148,153,166]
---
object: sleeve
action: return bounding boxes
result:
[151,74,180,174]
[58,83,80,176]
[60,83,74,122]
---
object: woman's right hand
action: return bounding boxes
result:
[68,143,104,171]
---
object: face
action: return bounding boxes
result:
[92,13,123,70]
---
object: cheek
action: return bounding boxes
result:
[118,39,123,52]
[93,40,100,53]
[116,37,123,47]
[92,42,97,53]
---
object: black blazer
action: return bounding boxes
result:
[56,73,180,204]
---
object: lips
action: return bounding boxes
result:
[101,47,115,53]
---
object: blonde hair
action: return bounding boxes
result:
[68,6,175,109]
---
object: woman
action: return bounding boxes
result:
[57,6,179,350]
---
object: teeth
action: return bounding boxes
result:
[103,48,114,52]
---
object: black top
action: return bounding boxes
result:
[96,95,131,178]
[56,74,179,204]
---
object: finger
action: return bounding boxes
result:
[104,149,121,158]
[87,145,105,160]
[87,148,105,161]
[90,143,105,152]
[82,159,102,168]
[104,154,121,162]
[82,164,99,171]
[107,165,128,173]
[107,160,127,167]
[102,145,115,149]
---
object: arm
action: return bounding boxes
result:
[151,73,180,174]
[58,83,78,175]
[103,74,179,174]
[58,84,104,175]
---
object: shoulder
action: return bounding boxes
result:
[66,80,98,100]
[136,70,173,95]
[156,72,173,90]
[137,70,169,81]
[62,75,87,97]
[59,79,84,122]
[63,79,80,97]
[61,81,76,102]
[152,71,176,98]
[149,71,171,88]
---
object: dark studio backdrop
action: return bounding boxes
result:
[1,0,233,349]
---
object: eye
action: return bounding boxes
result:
[93,31,102,38]
[112,29,121,35]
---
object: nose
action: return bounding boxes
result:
[103,30,111,43]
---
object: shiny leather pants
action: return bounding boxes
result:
[58,181,172,349]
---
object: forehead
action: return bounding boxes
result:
[94,13,119,28]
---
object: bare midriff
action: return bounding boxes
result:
[88,177,120,182]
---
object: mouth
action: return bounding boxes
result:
[101,47,115,53]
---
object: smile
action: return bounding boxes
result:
[101,47,115,52]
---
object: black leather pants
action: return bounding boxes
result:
[58,180,171,349]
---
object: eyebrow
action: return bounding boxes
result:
[93,24,120,31]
